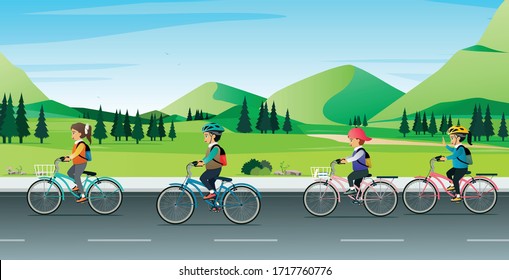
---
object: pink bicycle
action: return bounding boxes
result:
[303,161,398,217]
[403,156,498,214]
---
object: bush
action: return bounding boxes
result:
[241,159,261,175]
[260,160,273,171]
[250,167,262,175]
[250,167,271,176]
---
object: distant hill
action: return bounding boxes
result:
[160,82,266,118]
[372,0,509,121]
[0,52,49,104]
[25,100,82,118]
[266,65,404,125]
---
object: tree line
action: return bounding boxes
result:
[236,97,293,134]
[398,104,509,141]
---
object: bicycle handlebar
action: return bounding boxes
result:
[330,159,345,176]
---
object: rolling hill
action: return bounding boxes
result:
[160,82,266,118]
[372,0,509,121]
[0,52,49,104]
[266,65,404,125]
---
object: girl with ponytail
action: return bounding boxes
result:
[64,122,93,203]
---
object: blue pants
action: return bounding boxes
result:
[200,168,221,192]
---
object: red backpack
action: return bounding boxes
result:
[211,144,227,166]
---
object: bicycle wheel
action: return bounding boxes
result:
[157,186,195,224]
[27,179,62,215]
[87,179,123,215]
[402,178,438,214]
[363,181,398,217]
[462,178,497,214]
[303,181,338,217]
[222,185,261,224]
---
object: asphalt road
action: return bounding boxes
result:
[1,192,508,260]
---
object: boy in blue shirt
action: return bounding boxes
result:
[440,126,473,202]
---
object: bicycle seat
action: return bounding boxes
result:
[365,174,372,178]
[217,176,232,182]
[83,171,97,176]
[465,171,472,175]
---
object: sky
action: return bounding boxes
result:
[0,0,504,114]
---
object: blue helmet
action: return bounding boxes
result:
[201,123,225,134]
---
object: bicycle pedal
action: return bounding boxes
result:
[210,207,222,212]
[352,200,363,205]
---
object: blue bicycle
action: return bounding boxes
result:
[156,162,262,224]
[27,157,123,215]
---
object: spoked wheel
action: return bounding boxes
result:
[87,179,123,215]
[27,179,62,215]
[402,179,438,214]
[222,185,261,224]
[462,178,497,214]
[303,181,338,217]
[156,186,195,224]
[363,181,398,217]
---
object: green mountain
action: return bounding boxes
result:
[25,100,82,118]
[372,1,509,121]
[0,52,49,103]
[160,82,266,118]
[266,65,404,125]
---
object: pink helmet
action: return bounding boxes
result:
[347,128,372,141]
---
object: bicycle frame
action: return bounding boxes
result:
[172,163,261,208]
[315,161,398,203]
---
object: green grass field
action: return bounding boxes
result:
[1,118,509,177]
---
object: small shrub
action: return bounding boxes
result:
[250,167,262,175]
[258,167,271,175]
[260,160,273,171]
[241,159,261,175]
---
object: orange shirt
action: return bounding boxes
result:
[70,140,87,165]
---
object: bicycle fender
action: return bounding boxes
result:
[463,176,499,192]
[92,177,125,192]
[230,183,262,199]
[168,183,198,207]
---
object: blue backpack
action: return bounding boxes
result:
[78,142,92,161]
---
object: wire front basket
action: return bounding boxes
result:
[310,167,331,179]
[34,164,55,177]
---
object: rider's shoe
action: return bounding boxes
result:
[203,193,217,200]
[72,186,79,192]
[446,185,455,192]
[344,189,357,195]
[352,199,363,205]
[76,197,88,203]
[450,196,462,202]
[210,207,222,212]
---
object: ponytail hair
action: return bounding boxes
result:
[467,132,472,146]
[71,122,93,144]
[458,132,472,146]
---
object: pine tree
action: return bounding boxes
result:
[111,110,119,141]
[362,114,368,127]
[428,112,438,137]
[269,102,280,134]
[132,110,144,144]
[470,104,484,141]
[16,94,30,143]
[147,114,154,141]
[349,118,352,126]
[237,96,252,133]
[123,110,132,141]
[168,120,177,141]
[399,109,410,137]
[498,113,508,141]
[0,95,18,143]
[199,110,204,120]
[262,102,271,133]
[34,105,49,143]
[187,108,193,121]
[256,102,265,134]
[149,113,158,141]
[158,114,166,141]
[457,119,461,126]
[194,109,200,120]
[114,110,125,141]
[421,112,428,135]
[0,94,7,143]
[439,114,448,135]
[448,114,453,129]
[484,105,494,141]
[205,113,209,120]
[412,112,422,135]
[93,106,108,144]
[283,109,292,134]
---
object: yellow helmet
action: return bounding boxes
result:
[447,125,469,135]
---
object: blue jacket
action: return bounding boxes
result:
[445,145,468,169]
